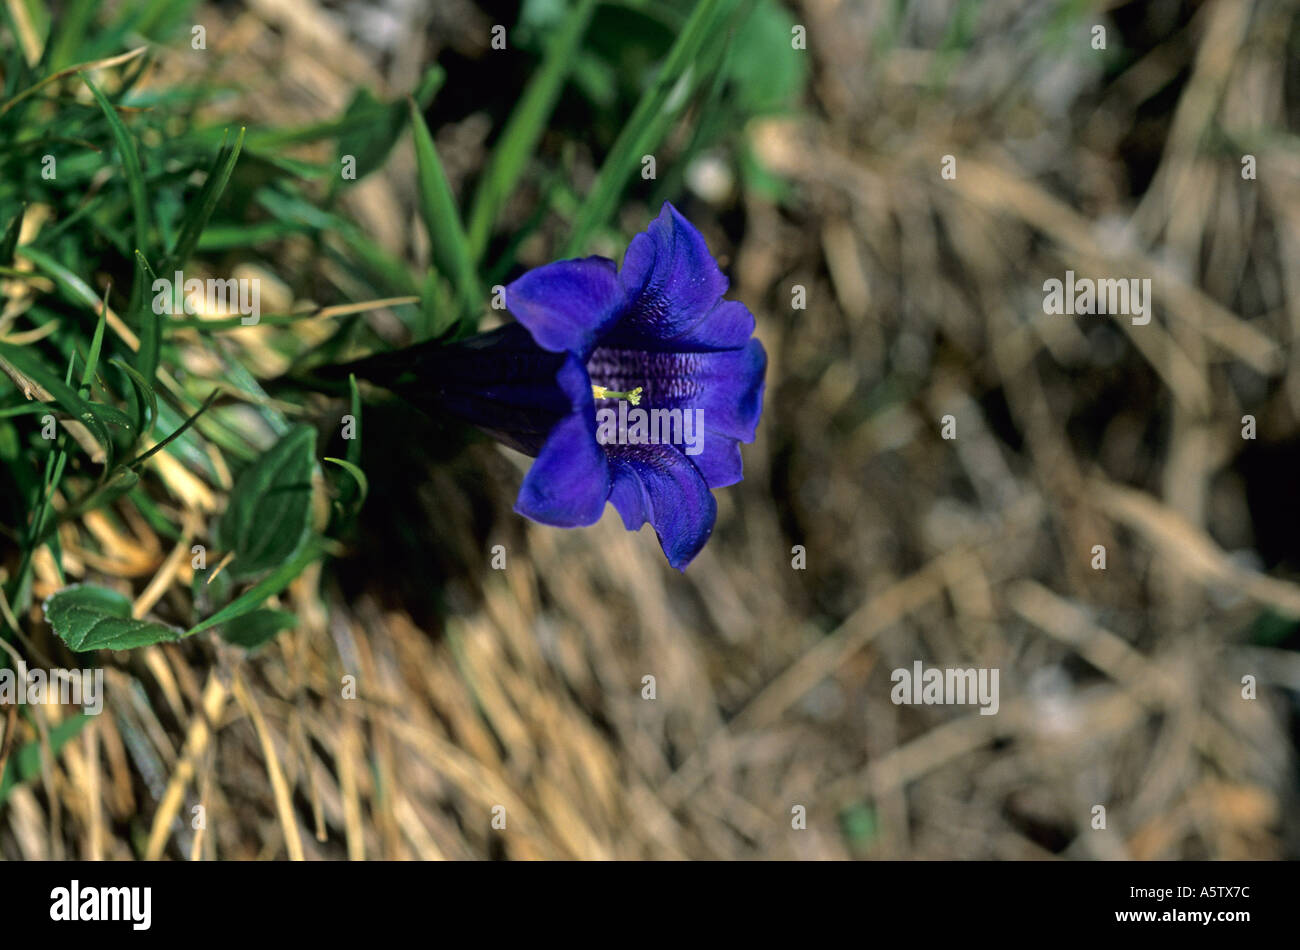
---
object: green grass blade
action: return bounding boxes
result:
[408,98,482,326]
[186,541,323,637]
[15,244,101,310]
[79,285,110,397]
[82,72,152,258]
[164,126,245,273]
[110,356,158,442]
[324,457,368,507]
[124,388,219,469]
[131,250,162,381]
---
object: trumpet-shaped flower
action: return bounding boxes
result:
[503,202,766,569]
[348,202,765,569]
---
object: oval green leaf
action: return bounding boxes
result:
[217,425,318,580]
[43,585,182,652]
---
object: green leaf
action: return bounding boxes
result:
[236,64,442,155]
[1247,609,1300,647]
[839,803,879,847]
[334,89,397,184]
[726,0,808,114]
[43,584,182,652]
[82,72,152,259]
[581,5,675,83]
[409,99,482,325]
[217,425,317,580]
[0,714,89,805]
[218,607,297,652]
[332,65,443,195]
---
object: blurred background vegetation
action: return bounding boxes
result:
[1,0,1298,859]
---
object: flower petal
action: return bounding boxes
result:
[514,355,609,526]
[607,444,716,570]
[684,434,744,488]
[506,256,622,356]
[609,202,753,351]
[689,337,766,443]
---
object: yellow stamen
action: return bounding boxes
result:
[592,384,642,406]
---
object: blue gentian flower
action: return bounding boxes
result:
[339,202,765,569]
[503,202,766,569]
